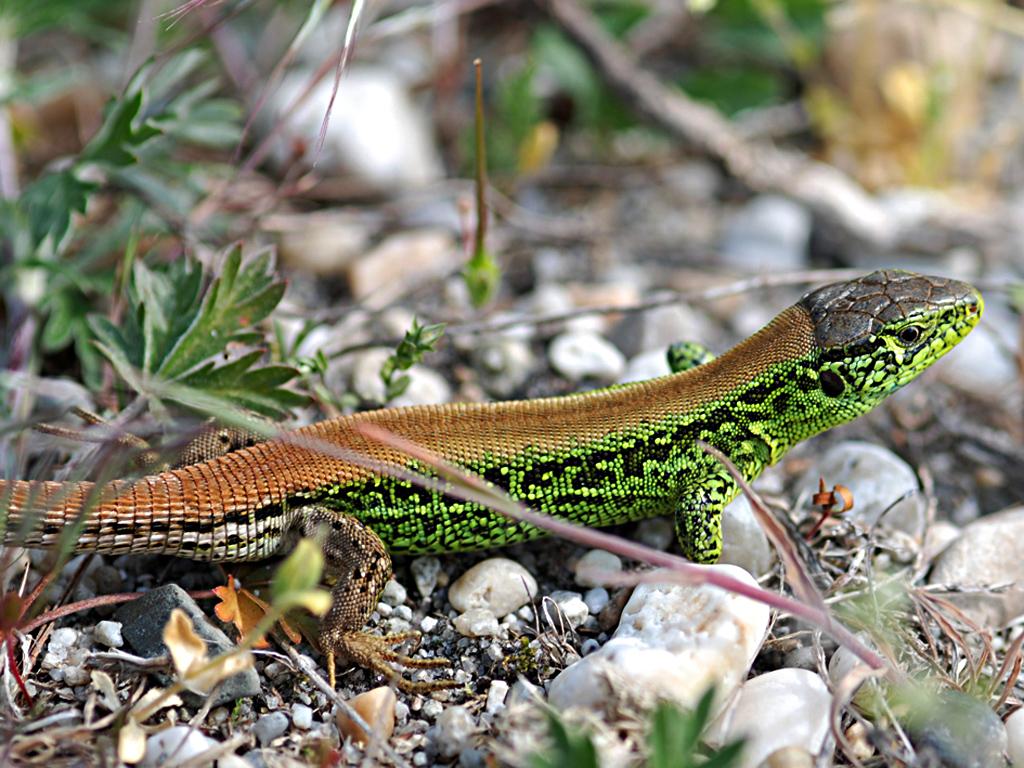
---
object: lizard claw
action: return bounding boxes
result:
[326,630,458,694]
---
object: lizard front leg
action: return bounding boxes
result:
[297,506,455,693]
[674,467,737,564]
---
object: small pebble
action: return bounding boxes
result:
[337,687,396,746]
[903,688,1006,768]
[719,496,773,577]
[453,609,500,637]
[411,556,442,598]
[545,591,590,629]
[584,587,610,615]
[800,441,925,539]
[549,331,626,381]
[253,712,289,746]
[421,699,444,720]
[485,680,509,715]
[574,550,623,588]
[929,505,1024,627]
[448,558,537,616]
[635,518,674,550]
[380,579,407,607]
[1005,707,1024,765]
[62,666,90,686]
[140,726,215,767]
[433,706,477,760]
[93,621,123,648]
[291,704,313,730]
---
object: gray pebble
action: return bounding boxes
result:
[410,556,441,598]
[904,689,1006,768]
[720,194,810,271]
[253,711,290,746]
[381,579,407,606]
[433,706,477,760]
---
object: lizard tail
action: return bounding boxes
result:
[1,466,293,561]
[0,478,138,554]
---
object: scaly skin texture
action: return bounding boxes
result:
[0,270,982,691]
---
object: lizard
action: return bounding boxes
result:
[0,269,982,692]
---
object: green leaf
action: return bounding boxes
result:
[83,88,161,168]
[531,711,599,768]
[378,318,446,403]
[272,539,325,601]
[20,171,94,248]
[158,246,285,380]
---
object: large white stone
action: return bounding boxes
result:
[706,668,832,768]
[929,505,1024,627]
[448,557,537,617]
[547,565,768,714]
[265,66,442,188]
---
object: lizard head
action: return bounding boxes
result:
[799,269,982,409]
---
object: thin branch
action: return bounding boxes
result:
[533,0,997,252]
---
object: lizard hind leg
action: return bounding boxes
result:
[296,506,456,693]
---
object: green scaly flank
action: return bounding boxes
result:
[285,271,981,563]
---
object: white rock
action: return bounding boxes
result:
[922,521,960,563]
[141,726,216,767]
[574,550,623,588]
[472,337,537,398]
[719,496,774,577]
[584,587,610,615]
[389,366,451,409]
[93,621,124,649]
[706,669,832,768]
[1004,707,1024,765]
[448,558,537,617]
[544,591,590,630]
[547,565,769,715]
[929,505,1024,627]
[453,608,500,638]
[799,441,926,540]
[291,703,313,730]
[49,627,79,652]
[485,680,509,715]
[620,349,672,384]
[720,195,811,271]
[62,666,90,686]
[266,67,442,187]
[549,331,626,381]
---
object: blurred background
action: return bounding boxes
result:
[5,2,1024,764]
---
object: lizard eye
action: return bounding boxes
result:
[897,325,922,346]
[820,370,845,397]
